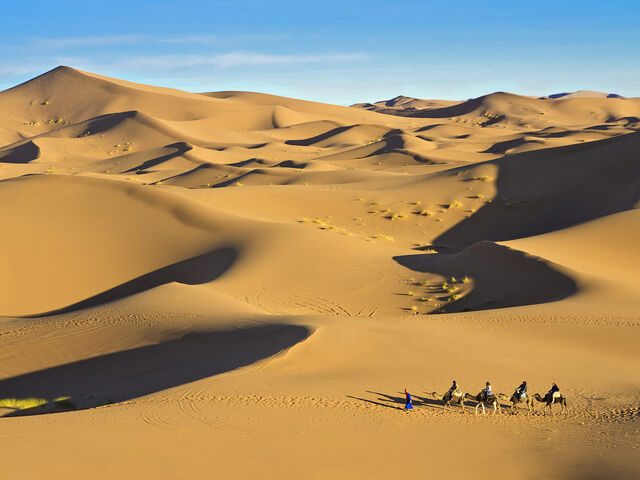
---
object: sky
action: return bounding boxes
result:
[1,1,638,104]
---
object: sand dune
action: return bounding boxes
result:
[352,94,462,113]
[0,67,639,479]
[540,90,625,100]
[505,209,640,287]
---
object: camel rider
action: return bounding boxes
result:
[515,381,527,398]
[547,383,560,402]
[447,380,459,397]
[483,381,492,400]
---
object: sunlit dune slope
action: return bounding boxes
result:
[1,66,639,318]
[0,67,639,480]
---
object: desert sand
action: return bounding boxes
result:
[0,66,639,479]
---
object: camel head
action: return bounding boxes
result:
[497,393,508,400]
[428,391,438,399]
[533,393,545,402]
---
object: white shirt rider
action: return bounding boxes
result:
[484,383,492,398]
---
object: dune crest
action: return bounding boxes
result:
[1,67,639,316]
[1,68,639,480]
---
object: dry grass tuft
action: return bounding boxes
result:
[0,398,48,410]
[54,397,77,410]
[371,234,394,241]
[472,175,492,182]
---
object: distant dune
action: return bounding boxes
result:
[0,67,639,480]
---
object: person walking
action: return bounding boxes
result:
[404,388,414,410]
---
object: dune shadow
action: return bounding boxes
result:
[285,125,352,146]
[0,323,311,417]
[0,141,40,164]
[433,132,640,247]
[122,142,193,173]
[82,111,138,136]
[563,460,640,480]
[393,243,577,313]
[480,137,543,154]
[25,247,237,317]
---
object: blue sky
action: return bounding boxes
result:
[1,1,638,104]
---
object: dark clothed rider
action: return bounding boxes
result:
[447,380,459,397]
[546,383,560,401]
[515,381,527,398]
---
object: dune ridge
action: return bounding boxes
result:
[0,67,639,480]
[2,66,639,317]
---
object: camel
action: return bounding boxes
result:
[430,389,465,413]
[534,393,568,416]
[498,392,535,415]
[464,392,502,415]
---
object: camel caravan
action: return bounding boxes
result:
[405,380,568,416]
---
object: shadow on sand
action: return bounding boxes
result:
[348,390,513,414]
[432,132,640,246]
[22,247,238,317]
[0,323,310,417]
[347,391,450,412]
[393,245,577,314]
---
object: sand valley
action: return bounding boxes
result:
[1,67,639,479]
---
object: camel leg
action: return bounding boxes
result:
[481,403,486,415]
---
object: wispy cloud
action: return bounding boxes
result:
[0,51,371,90]
[17,33,290,50]
[0,63,45,76]
[27,34,147,49]
[159,33,290,44]
[70,52,370,72]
